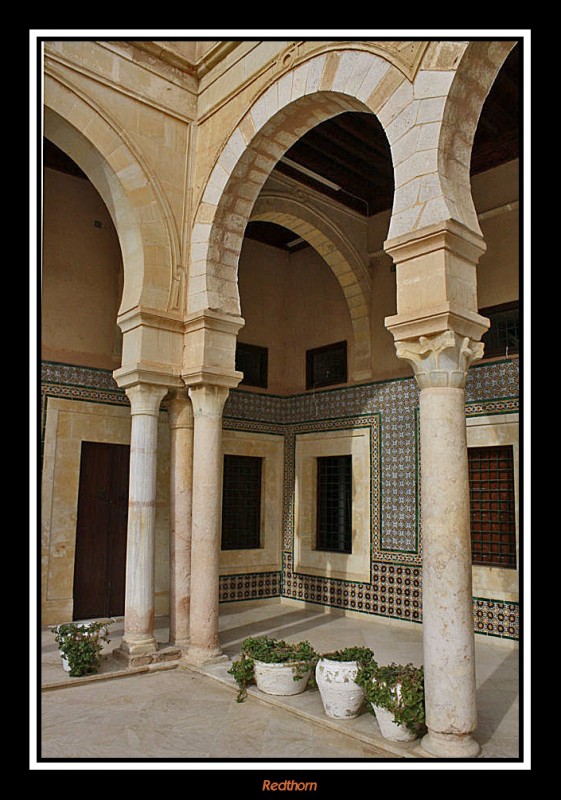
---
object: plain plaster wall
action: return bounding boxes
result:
[237,237,354,394]
[41,167,123,371]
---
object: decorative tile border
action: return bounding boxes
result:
[465,358,520,404]
[282,551,423,624]
[219,571,282,602]
[473,597,520,640]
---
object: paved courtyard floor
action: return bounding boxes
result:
[35,599,526,773]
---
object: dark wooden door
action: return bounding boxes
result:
[73,441,130,620]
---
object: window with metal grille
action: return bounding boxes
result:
[316,455,352,553]
[221,455,262,550]
[306,341,347,389]
[468,445,516,568]
[235,342,268,388]
[480,301,520,358]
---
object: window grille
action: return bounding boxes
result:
[221,455,262,550]
[468,445,516,568]
[316,455,352,553]
[236,342,268,388]
[480,302,520,358]
[306,341,347,389]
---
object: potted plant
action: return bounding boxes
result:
[228,635,318,703]
[52,619,113,677]
[315,646,375,719]
[356,660,426,742]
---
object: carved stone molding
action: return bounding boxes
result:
[395,330,484,389]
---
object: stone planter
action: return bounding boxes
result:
[371,703,417,742]
[315,658,365,718]
[253,660,312,696]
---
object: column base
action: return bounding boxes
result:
[118,634,159,656]
[113,642,182,669]
[183,644,230,666]
[171,636,190,651]
[421,730,480,759]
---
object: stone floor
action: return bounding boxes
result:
[36,599,525,770]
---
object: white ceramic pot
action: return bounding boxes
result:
[315,658,365,719]
[371,703,417,742]
[253,660,312,696]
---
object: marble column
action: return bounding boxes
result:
[396,331,484,758]
[184,383,230,665]
[119,382,167,656]
[168,389,194,649]
[385,219,490,757]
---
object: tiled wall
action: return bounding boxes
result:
[40,358,520,639]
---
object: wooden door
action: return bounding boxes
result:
[73,441,130,620]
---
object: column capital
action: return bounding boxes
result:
[395,330,484,389]
[124,383,168,416]
[167,389,194,430]
[188,383,230,417]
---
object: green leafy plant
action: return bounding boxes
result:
[320,646,375,664]
[228,635,318,703]
[356,661,426,735]
[52,620,113,677]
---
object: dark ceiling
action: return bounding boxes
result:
[44,42,520,253]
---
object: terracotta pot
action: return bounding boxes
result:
[253,660,312,696]
[315,658,365,719]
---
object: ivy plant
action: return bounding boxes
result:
[356,661,426,735]
[53,620,113,677]
[228,635,318,703]
[320,646,375,665]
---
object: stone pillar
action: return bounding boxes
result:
[395,332,484,758]
[181,308,244,665]
[168,389,194,649]
[119,382,167,656]
[184,383,230,665]
[385,220,489,759]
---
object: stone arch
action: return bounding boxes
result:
[190,42,519,337]
[251,193,372,381]
[387,39,519,241]
[437,40,519,236]
[43,75,181,317]
[189,48,405,320]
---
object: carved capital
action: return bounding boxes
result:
[124,383,168,416]
[167,389,194,430]
[188,383,230,418]
[395,330,484,389]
